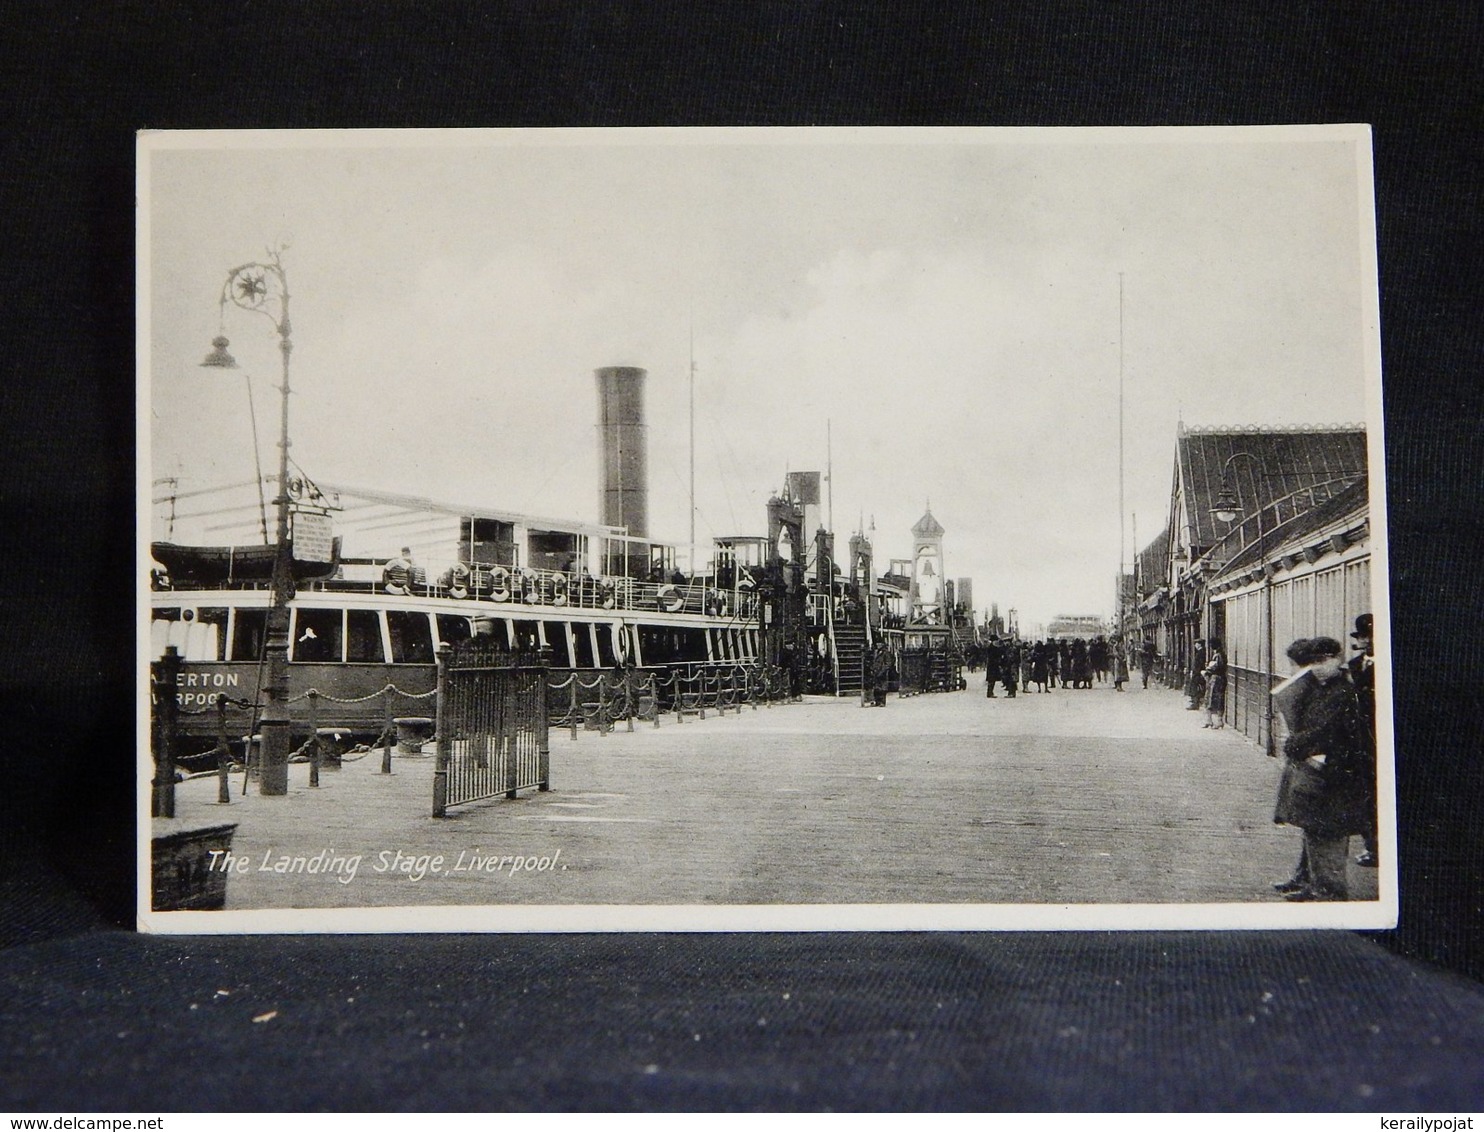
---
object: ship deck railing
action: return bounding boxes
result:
[156,566,763,622]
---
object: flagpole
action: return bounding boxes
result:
[826,418,833,535]
[689,320,696,576]
[1118,272,1126,636]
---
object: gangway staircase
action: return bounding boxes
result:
[951,623,976,654]
[833,624,867,697]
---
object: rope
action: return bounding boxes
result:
[287,683,436,704]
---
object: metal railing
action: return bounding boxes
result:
[432,643,550,816]
[161,561,764,622]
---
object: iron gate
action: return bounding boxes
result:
[433,642,550,817]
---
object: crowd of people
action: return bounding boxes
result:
[966,635,1136,698]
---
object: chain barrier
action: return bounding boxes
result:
[544,663,787,738]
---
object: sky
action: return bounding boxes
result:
[142,127,1378,632]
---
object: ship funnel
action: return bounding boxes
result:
[595,366,648,539]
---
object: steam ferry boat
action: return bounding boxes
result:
[149,366,967,763]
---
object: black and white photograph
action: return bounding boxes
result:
[139,126,1393,932]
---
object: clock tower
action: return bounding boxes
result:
[907,505,946,626]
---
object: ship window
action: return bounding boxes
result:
[387,610,434,664]
[637,625,707,664]
[682,628,707,662]
[230,608,268,662]
[636,624,667,663]
[572,623,595,667]
[595,624,618,667]
[542,621,572,667]
[293,608,343,663]
[151,607,181,658]
[347,609,384,663]
[512,620,541,653]
[436,614,473,649]
[189,607,229,662]
[474,617,511,647]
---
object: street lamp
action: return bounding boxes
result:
[1207,450,1273,755]
[201,250,295,796]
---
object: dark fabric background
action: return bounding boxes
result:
[1,2,1480,1111]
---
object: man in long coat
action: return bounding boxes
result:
[1347,614,1378,867]
[983,638,1001,698]
[1272,636,1371,901]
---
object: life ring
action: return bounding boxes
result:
[382,557,411,596]
[522,571,542,604]
[816,634,831,659]
[613,622,629,662]
[488,565,511,602]
[443,562,470,600]
[600,580,617,610]
[551,574,568,607]
[657,584,683,613]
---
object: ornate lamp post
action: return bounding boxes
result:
[1208,450,1274,755]
[201,250,295,795]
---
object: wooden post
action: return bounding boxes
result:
[432,646,450,817]
[215,697,232,805]
[537,664,551,792]
[381,685,393,774]
[151,647,180,819]
[503,668,520,799]
[307,690,321,788]
[570,676,579,741]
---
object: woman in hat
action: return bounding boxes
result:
[1271,636,1371,901]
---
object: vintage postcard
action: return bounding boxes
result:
[138,126,1394,932]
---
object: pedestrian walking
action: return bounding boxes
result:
[1185,640,1207,710]
[1140,639,1155,689]
[870,643,894,707]
[1031,641,1050,693]
[1202,639,1227,728]
[1090,636,1109,683]
[1112,638,1129,691]
[1071,638,1092,688]
[1271,636,1371,901]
